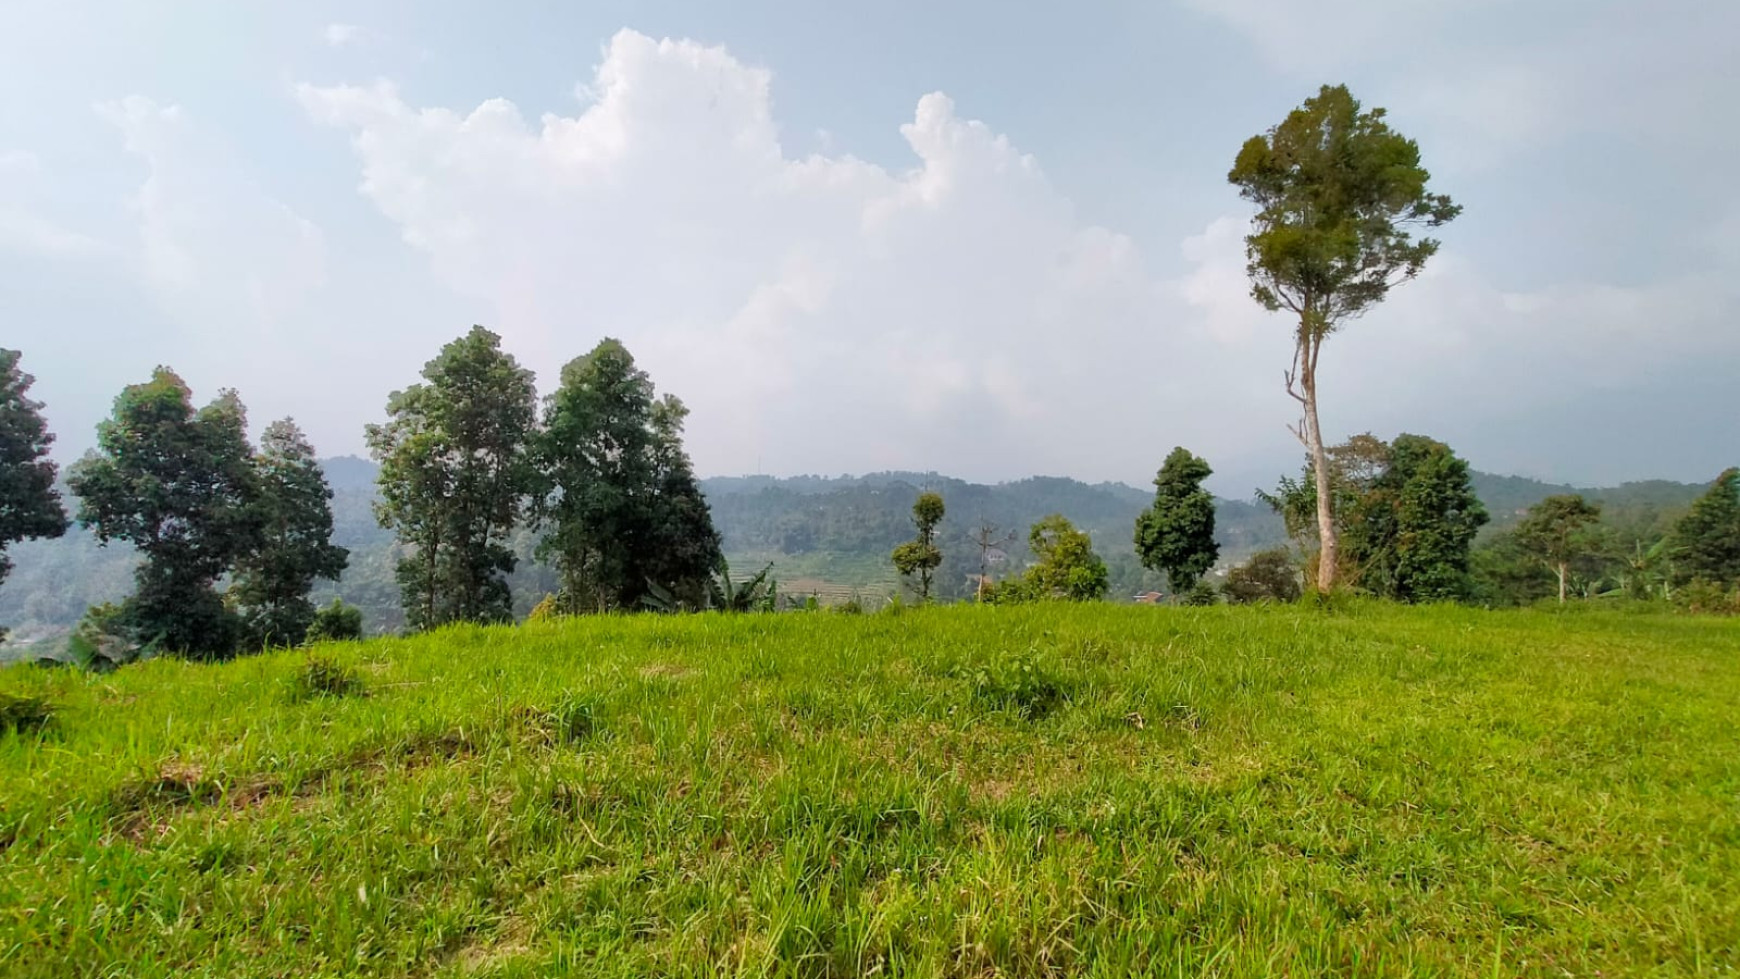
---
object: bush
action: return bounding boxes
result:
[1672,579,1740,615]
[67,602,138,672]
[1224,549,1303,605]
[1182,580,1220,606]
[526,594,562,623]
[0,693,56,735]
[289,654,365,701]
[961,647,1069,720]
[305,599,363,643]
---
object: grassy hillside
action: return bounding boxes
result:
[3,605,1736,976]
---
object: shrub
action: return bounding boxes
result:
[527,594,562,623]
[288,654,364,701]
[1224,549,1303,605]
[67,602,137,672]
[0,693,56,735]
[305,599,363,643]
[1182,580,1220,606]
[1672,579,1740,616]
[961,648,1069,720]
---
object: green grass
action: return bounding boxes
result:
[1,604,1736,977]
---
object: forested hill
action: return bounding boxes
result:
[0,459,1713,652]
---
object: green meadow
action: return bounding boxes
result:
[2,604,1736,977]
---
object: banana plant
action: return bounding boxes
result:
[706,560,778,613]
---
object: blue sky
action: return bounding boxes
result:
[3,0,1736,494]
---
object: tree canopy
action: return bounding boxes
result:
[367,326,538,629]
[538,338,722,613]
[68,370,263,657]
[1133,447,1219,595]
[1671,468,1740,587]
[998,514,1109,602]
[1514,495,1605,605]
[0,349,68,639]
[1345,434,1487,602]
[231,419,349,647]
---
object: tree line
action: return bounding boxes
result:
[5,81,1739,664]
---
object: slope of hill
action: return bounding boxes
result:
[2,604,1734,975]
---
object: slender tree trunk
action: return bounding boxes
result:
[1298,334,1338,594]
[1557,562,1567,604]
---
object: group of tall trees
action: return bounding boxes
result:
[59,368,348,658]
[890,446,1220,606]
[369,328,722,628]
[1259,433,1488,601]
[1481,471,1740,607]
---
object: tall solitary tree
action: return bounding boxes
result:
[1230,85,1460,593]
[1133,447,1219,597]
[539,338,722,612]
[231,419,349,647]
[1671,468,1740,587]
[367,327,537,629]
[1345,434,1487,602]
[892,491,946,602]
[1514,494,1604,604]
[0,349,69,641]
[69,370,262,657]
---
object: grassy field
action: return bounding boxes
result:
[1,604,1736,977]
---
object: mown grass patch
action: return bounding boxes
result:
[0,603,1736,977]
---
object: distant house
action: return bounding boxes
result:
[1133,591,1164,605]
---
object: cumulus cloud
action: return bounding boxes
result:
[296,30,1215,480]
[99,95,326,334]
[294,28,1735,487]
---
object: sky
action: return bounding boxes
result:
[3,0,1736,496]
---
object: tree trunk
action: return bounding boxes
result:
[1299,341,1338,594]
[1557,562,1567,604]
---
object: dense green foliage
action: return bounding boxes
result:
[1671,467,1740,587]
[367,327,538,630]
[2,605,1735,976]
[1512,495,1605,605]
[538,339,722,613]
[305,599,364,643]
[995,515,1109,602]
[68,370,263,658]
[1344,434,1487,602]
[890,491,946,602]
[1133,447,1218,595]
[1264,434,1488,602]
[1231,85,1460,592]
[0,349,68,641]
[1222,548,1302,604]
[230,420,349,648]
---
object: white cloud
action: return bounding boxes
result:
[296,30,1209,480]
[325,23,361,48]
[0,148,106,258]
[294,28,1736,486]
[99,95,326,333]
